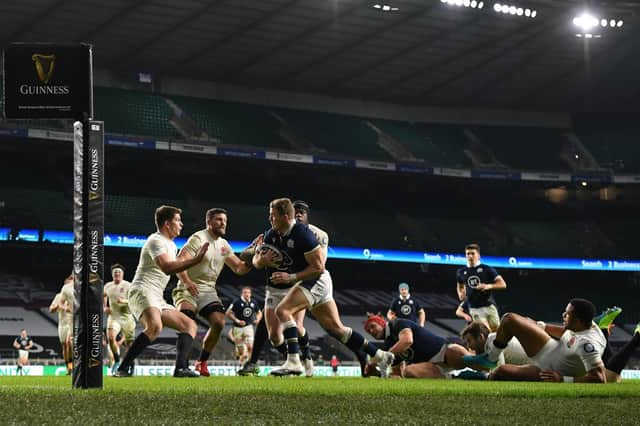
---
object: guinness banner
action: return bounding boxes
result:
[3,43,93,119]
[73,120,104,389]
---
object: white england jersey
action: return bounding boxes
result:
[131,232,177,293]
[308,223,329,258]
[176,229,232,291]
[543,323,606,377]
[104,280,133,320]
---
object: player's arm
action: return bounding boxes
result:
[25,339,33,350]
[417,309,426,327]
[540,322,565,339]
[103,293,111,316]
[388,328,413,356]
[457,282,466,301]
[155,242,209,275]
[49,295,60,313]
[12,339,20,349]
[255,309,263,324]
[456,303,472,322]
[224,253,252,276]
[226,304,245,326]
[540,364,606,383]
[477,276,507,292]
[386,309,397,321]
[269,245,325,285]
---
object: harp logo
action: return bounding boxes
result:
[32,53,56,84]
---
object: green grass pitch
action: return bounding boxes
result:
[1,376,640,424]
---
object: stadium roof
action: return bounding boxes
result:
[1,0,639,111]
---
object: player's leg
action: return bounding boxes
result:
[403,362,447,379]
[312,300,391,370]
[107,318,122,368]
[264,288,288,355]
[193,303,225,376]
[271,287,309,375]
[162,308,198,377]
[490,364,542,381]
[465,312,550,369]
[293,309,314,376]
[238,316,267,375]
[115,306,163,377]
[605,322,640,379]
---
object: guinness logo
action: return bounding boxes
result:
[89,272,100,284]
[89,358,101,368]
[89,191,100,201]
[31,53,56,84]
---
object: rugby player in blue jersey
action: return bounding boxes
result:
[252,198,394,376]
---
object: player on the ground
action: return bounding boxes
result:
[226,287,262,365]
[49,273,74,374]
[114,205,209,378]
[103,263,136,374]
[387,282,425,326]
[456,243,507,331]
[173,207,254,376]
[363,314,471,378]
[252,198,393,376]
[12,328,33,375]
[464,298,607,383]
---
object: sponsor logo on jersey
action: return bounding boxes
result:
[583,342,595,353]
[467,275,481,288]
[400,305,412,315]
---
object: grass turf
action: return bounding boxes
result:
[1,376,640,425]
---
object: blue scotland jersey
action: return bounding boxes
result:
[456,263,499,309]
[15,335,32,350]
[384,319,446,365]
[263,222,320,289]
[389,296,423,323]
[230,297,259,325]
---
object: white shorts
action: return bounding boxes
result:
[128,286,175,320]
[232,325,255,345]
[172,286,224,314]
[297,270,334,308]
[530,338,582,376]
[59,321,72,343]
[265,286,292,310]
[107,315,137,342]
[428,343,449,364]
[18,349,29,359]
[469,305,500,330]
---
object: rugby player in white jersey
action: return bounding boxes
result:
[103,263,136,374]
[464,298,607,383]
[173,208,254,377]
[49,273,74,374]
[114,205,209,377]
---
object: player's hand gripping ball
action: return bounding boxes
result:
[258,243,284,268]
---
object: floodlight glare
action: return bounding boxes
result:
[501,4,509,13]
[478,1,484,8]
[601,19,608,27]
[531,10,536,18]
[617,20,623,27]
[464,0,471,6]
[517,8,523,16]
[471,0,477,7]
[524,8,530,16]
[494,3,501,12]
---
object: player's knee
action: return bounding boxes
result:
[210,316,225,331]
[145,324,163,340]
[181,309,197,321]
[501,312,516,324]
[274,305,290,322]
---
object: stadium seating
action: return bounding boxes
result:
[168,95,291,150]
[94,87,178,139]
[472,126,569,171]
[578,129,640,172]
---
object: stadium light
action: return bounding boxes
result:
[442,0,484,9]
[492,3,536,18]
[573,12,625,37]
[373,3,399,11]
